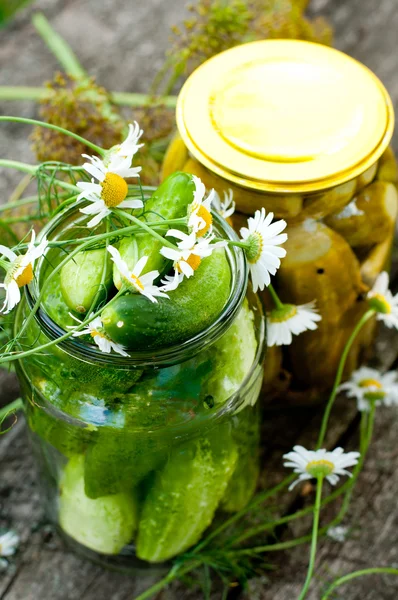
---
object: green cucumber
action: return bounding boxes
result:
[136,423,237,562]
[113,172,195,288]
[201,299,257,405]
[84,429,166,499]
[59,455,138,555]
[102,248,231,350]
[60,248,112,313]
[221,406,260,512]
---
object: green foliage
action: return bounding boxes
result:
[0,0,33,25]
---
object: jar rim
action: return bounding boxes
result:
[25,201,249,369]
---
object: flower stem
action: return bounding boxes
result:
[133,561,201,600]
[0,398,24,422]
[268,283,284,310]
[0,159,78,195]
[0,86,178,108]
[1,289,124,366]
[297,476,324,600]
[0,116,104,156]
[316,309,375,449]
[321,568,398,599]
[115,210,177,250]
[32,13,87,79]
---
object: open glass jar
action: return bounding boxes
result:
[163,39,398,404]
[15,204,265,570]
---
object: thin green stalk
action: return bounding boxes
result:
[0,116,104,156]
[268,283,284,310]
[32,13,87,79]
[192,474,296,554]
[0,86,178,108]
[0,160,78,194]
[133,561,201,600]
[321,568,398,599]
[316,309,375,449]
[115,210,177,250]
[0,398,24,422]
[297,477,324,600]
[0,194,66,214]
[1,288,124,366]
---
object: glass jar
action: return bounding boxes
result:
[15,204,265,570]
[162,39,397,404]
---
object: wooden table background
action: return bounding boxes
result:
[1,0,398,598]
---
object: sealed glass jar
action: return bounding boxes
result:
[163,39,397,404]
[15,204,265,570]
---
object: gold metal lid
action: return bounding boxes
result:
[176,40,394,194]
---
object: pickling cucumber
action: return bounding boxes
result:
[136,423,238,562]
[221,406,260,512]
[60,248,112,313]
[59,455,138,555]
[113,172,195,288]
[102,248,231,350]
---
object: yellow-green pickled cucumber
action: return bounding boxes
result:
[376,146,398,183]
[355,162,378,192]
[275,220,365,388]
[113,172,195,288]
[59,456,138,554]
[103,248,231,350]
[325,182,398,247]
[221,407,260,512]
[136,424,237,562]
[360,234,394,287]
[161,133,189,180]
[60,249,112,314]
[301,180,356,220]
[201,299,257,405]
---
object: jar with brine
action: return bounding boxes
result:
[162,40,397,404]
[15,195,265,570]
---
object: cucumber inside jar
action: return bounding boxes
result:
[25,172,261,563]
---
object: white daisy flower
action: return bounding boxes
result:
[240,208,287,292]
[339,366,398,412]
[283,445,360,490]
[160,270,184,292]
[187,175,216,237]
[70,313,129,356]
[0,531,19,557]
[107,121,143,164]
[367,271,398,329]
[77,125,144,228]
[267,301,321,347]
[0,231,48,314]
[160,229,225,284]
[213,189,235,220]
[107,245,167,303]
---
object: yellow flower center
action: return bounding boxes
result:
[90,329,107,339]
[130,274,144,291]
[368,293,391,314]
[178,254,201,273]
[306,459,335,478]
[269,304,297,323]
[15,262,33,288]
[359,378,382,389]
[100,172,128,208]
[193,204,213,237]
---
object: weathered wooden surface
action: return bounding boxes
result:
[1,0,398,598]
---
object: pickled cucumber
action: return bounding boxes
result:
[102,248,231,350]
[113,172,195,288]
[325,182,398,247]
[376,147,398,183]
[201,298,257,405]
[60,249,112,313]
[59,455,138,555]
[221,407,260,512]
[136,424,237,562]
